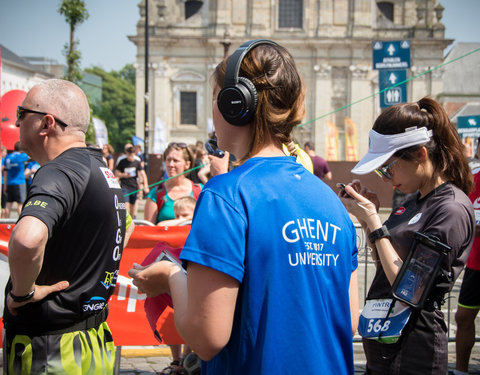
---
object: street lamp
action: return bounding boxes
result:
[144,0,150,174]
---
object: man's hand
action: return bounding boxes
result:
[7,281,69,316]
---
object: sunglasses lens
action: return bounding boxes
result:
[374,168,391,179]
[17,107,24,120]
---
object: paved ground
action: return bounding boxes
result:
[114,342,480,374]
[0,345,479,374]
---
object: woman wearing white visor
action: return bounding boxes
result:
[339,97,475,374]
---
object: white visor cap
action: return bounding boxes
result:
[351,127,433,175]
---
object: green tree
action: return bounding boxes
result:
[85,66,136,152]
[58,0,89,82]
[120,64,136,86]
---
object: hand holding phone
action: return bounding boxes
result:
[205,139,225,158]
[336,182,352,198]
[155,249,187,275]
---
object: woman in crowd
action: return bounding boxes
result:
[144,143,202,225]
[340,97,475,374]
[102,143,115,170]
[129,40,358,374]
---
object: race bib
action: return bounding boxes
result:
[358,299,411,343]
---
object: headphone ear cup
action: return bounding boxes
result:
[217,77,258,126]
[237,77,258,125]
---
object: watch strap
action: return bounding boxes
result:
[10,288,35,303]
[368,225,391,244]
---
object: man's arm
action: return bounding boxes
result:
[7,216,68,314]
[323,171,333,181]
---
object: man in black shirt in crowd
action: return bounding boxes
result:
[115,145,149,219]
[3,79,134,374]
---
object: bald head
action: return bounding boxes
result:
[29,79,90,133]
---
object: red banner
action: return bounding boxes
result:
[0,224,191,347]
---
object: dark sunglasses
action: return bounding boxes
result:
[17,106,69,127]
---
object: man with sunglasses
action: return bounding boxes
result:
[3,79,131,374]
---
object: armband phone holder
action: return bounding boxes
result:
[391,232,451,309]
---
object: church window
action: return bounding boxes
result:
[377,2,394,22]
[279,0,303,29]
[180,91,197,125]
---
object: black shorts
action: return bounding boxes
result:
[458,267,480,309]
[122,188,138,205]
[1,190,6,209]
[6,184,26,203]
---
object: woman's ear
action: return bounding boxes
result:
[416,146,428,162]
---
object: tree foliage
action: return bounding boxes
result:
[58,0,89,82]
[85,66,136,152]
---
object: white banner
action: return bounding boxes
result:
[152,117,168,154]
[92,117,108,147]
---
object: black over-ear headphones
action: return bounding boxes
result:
[217,39,279,126]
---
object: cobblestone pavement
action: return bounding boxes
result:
[0,345,479,374]
[115,343,480,374]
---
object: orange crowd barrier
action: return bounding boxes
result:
[0,223,190,347]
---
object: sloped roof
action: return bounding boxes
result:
[451,102,480,122]
[443,43,480,95]
[0,44,43,73]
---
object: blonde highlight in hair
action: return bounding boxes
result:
[212,43,305,164]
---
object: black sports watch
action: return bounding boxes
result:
[9,288,35,303]
[368,225,391,244]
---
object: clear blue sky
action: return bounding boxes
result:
[0,0,479,72]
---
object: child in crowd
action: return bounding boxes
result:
[157,196,196,226]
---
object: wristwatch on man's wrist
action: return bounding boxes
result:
[368,225,391,244]
[10,288,35,303]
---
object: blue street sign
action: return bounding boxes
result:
[379,70,407,108]
[457,115,480,137]
[373,40,411,70]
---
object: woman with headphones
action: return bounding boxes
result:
[129,40,359,374]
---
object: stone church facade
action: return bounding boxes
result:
[129,0,450,160]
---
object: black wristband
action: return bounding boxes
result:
[10,288,35,303]
[368,225,391,243]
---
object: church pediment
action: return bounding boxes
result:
[170,70,205,82]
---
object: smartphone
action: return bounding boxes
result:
[155,249,187,275]
[336,183,352,198]
[391,232,451,308]
[205,139,225,158]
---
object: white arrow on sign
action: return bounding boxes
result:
[388,73,398,84]
[387,44,396,56]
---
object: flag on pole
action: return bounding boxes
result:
[132,135,145,147]
[92,117,108,147]
[152,117,168,154]
[326,121,338,161]
[344,117,358,161]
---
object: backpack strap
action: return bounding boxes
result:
[156,181,201,214]
[191,181,202,200]
[156,185,166,213]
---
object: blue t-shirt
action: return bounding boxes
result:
[5,151,29,186]
[26,160,41,186]
[180,156,358,375]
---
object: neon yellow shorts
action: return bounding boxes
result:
[3,321,115,375]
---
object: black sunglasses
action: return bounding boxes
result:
[17,106,69,127]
